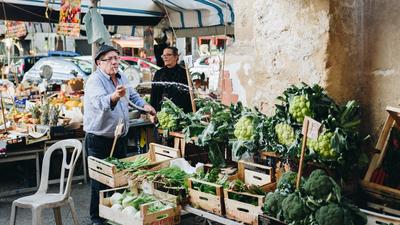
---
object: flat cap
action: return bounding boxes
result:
[95,44,119,61]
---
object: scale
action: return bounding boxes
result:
[38,65,53,93]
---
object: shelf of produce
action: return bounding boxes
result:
[182,205,244,225]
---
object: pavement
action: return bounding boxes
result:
[0,181,219,225]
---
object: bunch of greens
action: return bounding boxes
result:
[227,179,265,206]
[192,168,230,195]
[130,166,189,189]
[104,155,150,172]
[263,170,367,225]
[184,99,244,167]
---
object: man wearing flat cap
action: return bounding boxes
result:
[83,45,155,225]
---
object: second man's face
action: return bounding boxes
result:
[162,49,178,68]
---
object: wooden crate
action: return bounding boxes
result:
[158,129,209,165]
[188,178,225,215]
[88,143,181,188]
[152,181,187,204]
[361,106,400,203]
[99,186,180,225]
[224,160,276,225]
[361,209,400,225]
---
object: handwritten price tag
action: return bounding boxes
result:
[302,116,321,140]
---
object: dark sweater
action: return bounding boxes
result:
[150,65,192,113]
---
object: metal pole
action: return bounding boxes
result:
[91,0,99,71]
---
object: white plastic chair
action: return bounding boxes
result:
[9,139,82,225]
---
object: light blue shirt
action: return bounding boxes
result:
[83,68,145,138]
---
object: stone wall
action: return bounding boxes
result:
[361,0,400,137]
[225,0,331,115]
[225,0,400,139]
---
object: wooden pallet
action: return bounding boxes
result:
[224,160,276,225]
[88,143,181,188]
[99,186,180,225]
[361,106,400,203]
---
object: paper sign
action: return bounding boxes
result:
[5,21,26,38]
[184,55,193,68]
[57,0,81,37]
[302,116,321,140]
[114,119,124,137]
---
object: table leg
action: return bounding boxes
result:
[35,152,40,189]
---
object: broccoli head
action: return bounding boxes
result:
[315,203,352,225]
[281,192,310,222]
[277,171,297,191]
[263,190,286,218]
[303,169,340,201]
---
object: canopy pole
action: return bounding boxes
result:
[91,0,99,71]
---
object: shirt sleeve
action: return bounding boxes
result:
[84,76,113,111]
[128,86,146,107]
[120,73,146,107]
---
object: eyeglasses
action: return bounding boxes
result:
[100,56,120,62]
[161,53,176,58]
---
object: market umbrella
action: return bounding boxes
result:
[0,0,164,26]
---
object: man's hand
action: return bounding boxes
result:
[149,115,157,124]
[143,104,156,116]
[111,85,126,103]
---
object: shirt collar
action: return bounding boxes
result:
[97,68,121,80]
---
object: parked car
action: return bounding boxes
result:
[7,55,47,83]
[74,55,143,87]
[120,56,160,71]
[22,57,91,83]
[189,55,221,91]
[47,51,80,57]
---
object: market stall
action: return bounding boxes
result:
[82,83,400,225]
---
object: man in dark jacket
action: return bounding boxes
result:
[150,47,192,113]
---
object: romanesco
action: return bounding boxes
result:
[275,123,296,146]
[289,95,312,123]
[234,116,254,141]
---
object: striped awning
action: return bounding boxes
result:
[0,0,164,25]
[153,0,234,29]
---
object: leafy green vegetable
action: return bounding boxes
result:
[277,171,298,192]
[281,192,310,222]
[157,98,189,132]
[192,168,229,195]
[127,193,156,210]
[104,155,150,172]
[289,95,312,123]
[275,123,296,146]
[303,169,341,204]
[315,203,351,225]
[264,83,366,178]
[131,166,189,189]
[263,190,287,218]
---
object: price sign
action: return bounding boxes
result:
[302,116,321,140]
[57,0,81,37]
